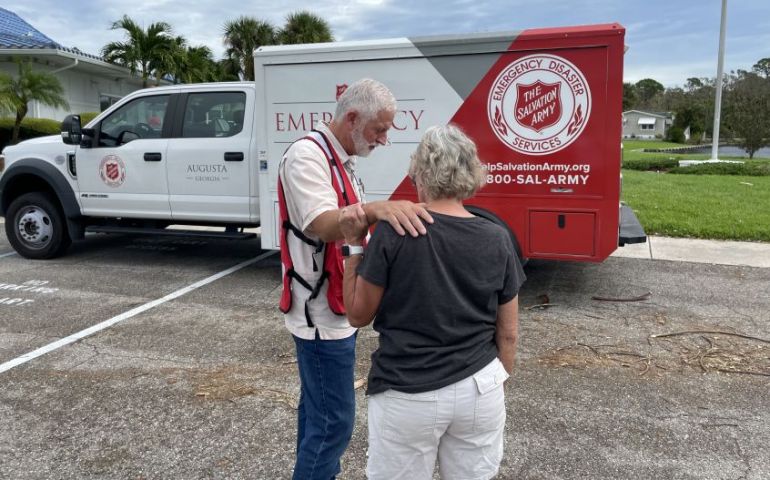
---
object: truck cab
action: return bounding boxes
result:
[0,82,260,258]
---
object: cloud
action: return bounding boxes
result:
[2,0,769,88]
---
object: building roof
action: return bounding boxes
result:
[0,7,110,64]
[622,110,671,118]
[0,7,60,49]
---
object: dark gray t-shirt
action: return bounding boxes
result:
[357,212,526,395]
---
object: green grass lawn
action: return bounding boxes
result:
[623,150,754,162]
[622,170,770,242]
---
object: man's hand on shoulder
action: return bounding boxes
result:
[363,201,433,237]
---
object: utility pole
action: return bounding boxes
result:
[711,0,728,161]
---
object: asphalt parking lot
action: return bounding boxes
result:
[1,225,768,480]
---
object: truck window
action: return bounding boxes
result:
[181,92,246,138]
[97,95,170,147]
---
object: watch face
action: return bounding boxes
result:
[342,245,363,256]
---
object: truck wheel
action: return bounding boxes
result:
[5,192,71,259]
[465,206,525,264]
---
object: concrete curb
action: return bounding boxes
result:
[611,235,770,268]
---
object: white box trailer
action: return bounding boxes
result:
[255,24,645,262]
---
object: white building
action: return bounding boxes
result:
[0,7,145,120]
[621,110,673,140]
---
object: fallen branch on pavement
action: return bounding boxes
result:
[650,330,770,344]
[592,291,651,302]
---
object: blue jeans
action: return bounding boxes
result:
[292,332,357,480]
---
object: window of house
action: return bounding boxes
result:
[638,117,656,131]
[99,94,122,112]
[181,92,247,138]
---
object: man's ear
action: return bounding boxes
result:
[345,110,359,127]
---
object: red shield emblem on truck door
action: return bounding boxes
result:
[98,154,126,187]
[515,81,561,133]
[106,163,119,180]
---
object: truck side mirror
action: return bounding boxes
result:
[61,115,82,145]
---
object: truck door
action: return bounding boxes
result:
[76,94,172,218]
[165,90,251,222]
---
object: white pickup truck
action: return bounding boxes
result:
[0,24,645,260]
[0,83,259,258]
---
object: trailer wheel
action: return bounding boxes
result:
[465,206,525,264]
[5,192,71,259]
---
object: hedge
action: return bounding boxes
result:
[622,158,679,171]
[0,112,99,152]
[79,112,99,126]
[668,162,770,176]
[0,117,61,152]
[623,157,770,176]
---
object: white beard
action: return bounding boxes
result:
[352,124,374,157]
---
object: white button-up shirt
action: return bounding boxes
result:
[279,123,364,340]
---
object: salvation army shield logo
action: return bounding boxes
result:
[99,154,126,187]
[515,81,561,133]
[336,84,348,100]
[488,54,591,155]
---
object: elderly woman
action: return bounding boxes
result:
[339,124,525,479]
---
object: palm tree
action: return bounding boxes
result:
[214,57,242,82]
[151,35,187,86]
[278,11,334,45]
[101,15,175,87]
[0,60,69,144]
[223,16,277,81]
[175,45,218,84]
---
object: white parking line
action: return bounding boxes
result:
[0,251,18,259]
[0,250,276,374]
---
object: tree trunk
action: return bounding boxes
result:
[11,106,26,144]
[11,121,20,145]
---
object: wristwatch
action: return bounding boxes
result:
[341,244,364,257]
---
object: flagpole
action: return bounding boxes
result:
[711,0,728,160]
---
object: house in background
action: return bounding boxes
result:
[622,110,674,139]
[0,7,145,121]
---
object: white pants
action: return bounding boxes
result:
[366,358,509,480]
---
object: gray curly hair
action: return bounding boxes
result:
[408,124,486,201]
[334,78,396,121]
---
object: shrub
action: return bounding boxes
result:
[0,117,62,152]
[623,158,679,171]
[78,112,100,126]
[666,126,685,144]
[669,162,770,176]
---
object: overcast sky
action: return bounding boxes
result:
[4,0,768,88]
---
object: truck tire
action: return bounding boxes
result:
[5,192,71,259]
[465,206,525,264]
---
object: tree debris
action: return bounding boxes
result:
[650,330,770,344]
[592,291,651,302]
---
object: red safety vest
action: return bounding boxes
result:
[278,129,362,328]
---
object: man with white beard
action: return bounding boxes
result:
[277,78,433,479]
